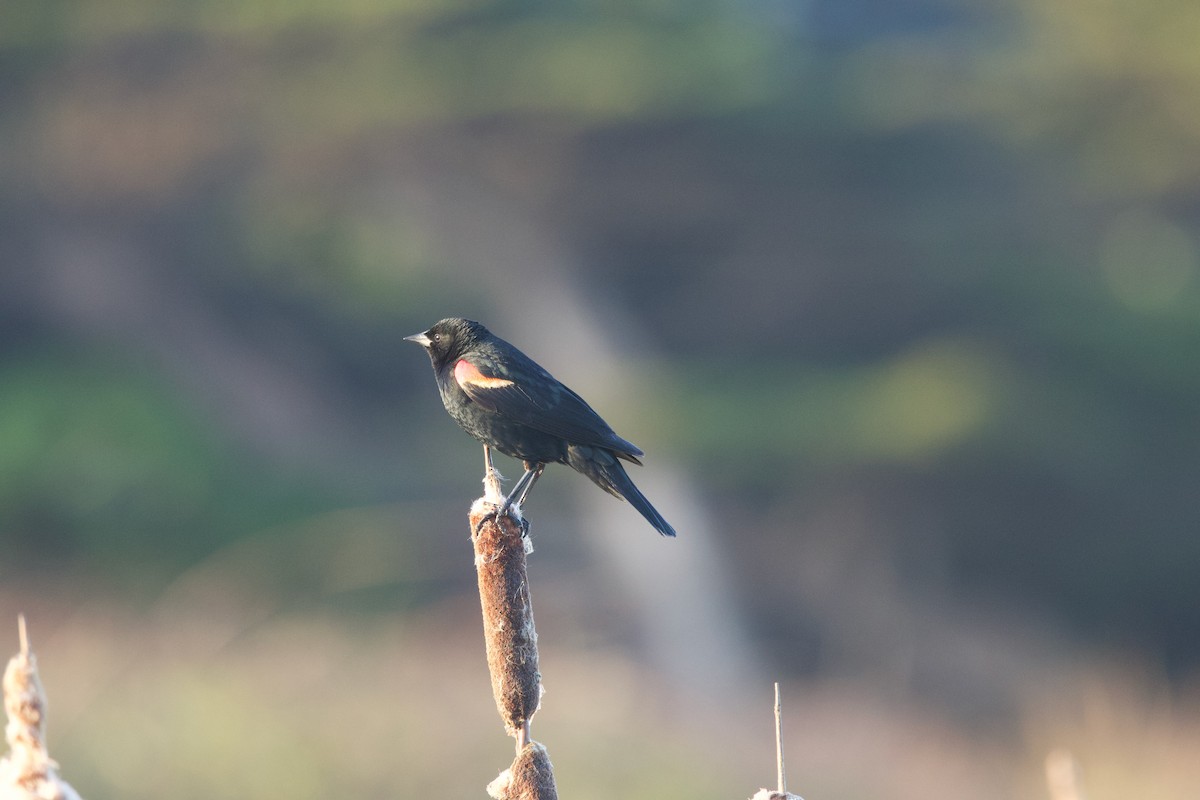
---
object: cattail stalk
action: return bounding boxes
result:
[775,682,785,793]
[469,501,542,741]
[469,491,557,800]
[749,682,803,800]
[0,616,83,800]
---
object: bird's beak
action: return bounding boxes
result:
[404,331,432,348]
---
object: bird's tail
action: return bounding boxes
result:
[567,445,676,537]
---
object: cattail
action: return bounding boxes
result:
[0,616,83,800]
[469,489,556,800]
[486,743,558,800]
[469,499,543,741]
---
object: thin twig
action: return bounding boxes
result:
[775,682,786,794]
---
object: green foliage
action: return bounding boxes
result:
[669,338,1003,473]
[0,350,333,583]
[844,0,1200,198]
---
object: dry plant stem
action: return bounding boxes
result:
[1,616,83,800]
[775,682,786,794]
[469,500,542,743]
[748,683,803,800]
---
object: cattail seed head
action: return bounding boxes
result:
[0,617,83,800]
[487,742,558,800]
[469,504,543,739]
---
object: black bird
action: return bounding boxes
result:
[406,317,676,537]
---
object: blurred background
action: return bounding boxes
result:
[2,1,1199,798]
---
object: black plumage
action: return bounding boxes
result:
[406,317,676,537]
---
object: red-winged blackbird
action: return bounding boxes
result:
[406,317,676,537]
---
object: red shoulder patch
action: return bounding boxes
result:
[455,359,515,390]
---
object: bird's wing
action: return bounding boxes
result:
[453,356,644,458]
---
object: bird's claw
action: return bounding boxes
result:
[472,509,497,536]
[471,502,526,537]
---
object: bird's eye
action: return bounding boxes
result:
[433,333,441,342]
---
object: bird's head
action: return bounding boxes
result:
[405,317,489,368]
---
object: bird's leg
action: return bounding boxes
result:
[473,454,538,536]
[488,462,541,538]
[490,460,544,528]
[514,462,545,507]
[499,464,538,515]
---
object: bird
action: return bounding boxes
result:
[405,317,676,537]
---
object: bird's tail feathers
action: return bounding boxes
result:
[567,446,676,537]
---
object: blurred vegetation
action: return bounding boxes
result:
[1,1,1199,796]
[2,0,1197,650]
[0,349,335,578]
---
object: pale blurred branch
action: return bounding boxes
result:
[748,682,803,800]
[1045,749,1087,800]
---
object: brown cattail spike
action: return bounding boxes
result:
[469,500,542,741]
[487,743,558,800]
